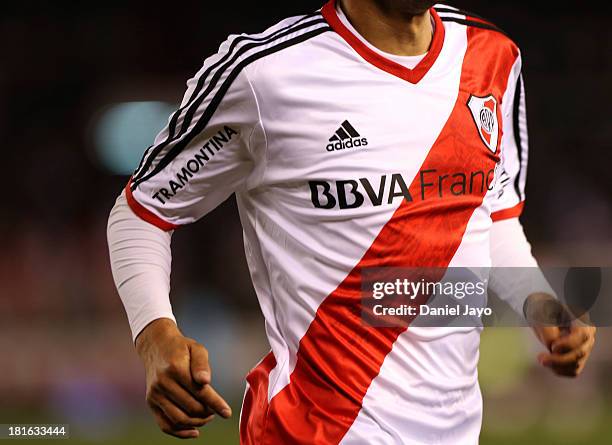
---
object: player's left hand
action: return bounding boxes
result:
[533,321,596,377]
[525,293,596,378]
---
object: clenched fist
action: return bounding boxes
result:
[525,293,596,378]
[135,318,232,439]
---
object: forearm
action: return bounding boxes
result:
[489,217,556,317]
[107,191,176,341]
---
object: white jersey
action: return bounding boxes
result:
[125,1,529,443]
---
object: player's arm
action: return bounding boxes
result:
[489,219,596,377]
[107,40,262,438]
[488,54,595,377]
[108,194,231,438]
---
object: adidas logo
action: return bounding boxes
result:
[326,120,369,152]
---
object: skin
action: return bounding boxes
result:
[134,1,597,439]
[135,318,231,439]
[525,293,596,377]
[340,0,437,55]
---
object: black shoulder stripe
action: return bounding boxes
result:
[434,6,489,23]
[440,16,508,37]
[174,17,327,147]
[132,16,326,184]
[132,15,322,180]
[133,143,155,180]
[513,74,525,200]
[131,25,331,190]
[133,13,323,180]
[176,12,322,137]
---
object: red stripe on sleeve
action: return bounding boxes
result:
[124,179,180,231]
[491,201,525,222]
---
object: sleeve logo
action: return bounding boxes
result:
[467,94,499,153]
[151,125,238,204]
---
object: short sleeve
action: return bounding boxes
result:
[126,38,261,230]
[491,54,528,222]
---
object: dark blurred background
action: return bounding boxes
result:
[1,1,611,444]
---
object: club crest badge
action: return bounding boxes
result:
[467,94,499,153]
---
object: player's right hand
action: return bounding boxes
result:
[135,318,232,439]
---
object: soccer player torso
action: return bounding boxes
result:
[127,2,527,443]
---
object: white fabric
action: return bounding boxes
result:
[107,192,175,340]
[489,217,556,315]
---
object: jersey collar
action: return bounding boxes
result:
[321,0,445,84]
